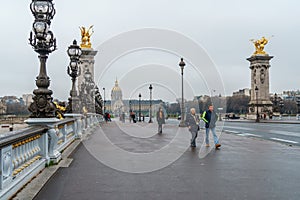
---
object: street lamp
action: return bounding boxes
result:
[218,107,223,121]
[179,58,186,127]
[103,87,106,114]
[129,100,132,112]
[274,93,278,112]
[149,84,153,123]
[139,93,142,122]
[28,0,57,118]
[66,40,82,113]
[279,100,284,114]
[255,86,260,122]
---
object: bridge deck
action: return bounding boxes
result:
[33,121,300,200]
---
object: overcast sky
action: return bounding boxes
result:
[1,0,299,102]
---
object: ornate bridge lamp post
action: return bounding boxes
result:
[66,40,82,113]
[129,100,132,112]
[139,93,142,122]
[28,0,57,118]
[274,93,278,112]
[148,84,153,123]
[179,58,186,127]
[103,88,106,114]
[279,100,284,116]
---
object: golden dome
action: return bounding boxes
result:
[111,78,123,101]
[111,79,122,92]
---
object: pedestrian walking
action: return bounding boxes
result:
[185,108,200,147]
[202,105,221,149]
[130,111,136,123]
[156,107,165,134]
[142,114,145,122]
[104,112,109,123]
[129,111,132,123]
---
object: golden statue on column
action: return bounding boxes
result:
[250,36,271,55]
[79,25,94,48]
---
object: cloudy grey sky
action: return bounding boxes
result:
[1,0,299,102]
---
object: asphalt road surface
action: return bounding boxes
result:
[222,121,300,147]
[33,121,300,200]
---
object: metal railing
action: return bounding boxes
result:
[0,114,103,199]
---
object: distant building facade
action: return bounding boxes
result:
[105,99,164,116]
[22,94,33,107]
[233,88,250,97]
[104,79,164,116]
[0,96,30,115]
[0,98,7,115]
[282,90,300,112]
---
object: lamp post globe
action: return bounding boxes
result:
[30,0,55,24]
[179,58,186,127]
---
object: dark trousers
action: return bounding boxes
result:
[190,130,198,146]
[158,124,163,133]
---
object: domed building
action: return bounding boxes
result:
[111,79,124,116]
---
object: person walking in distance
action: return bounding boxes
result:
[156,107,165,134]
[185,108,200,148]
[202,105,221,149]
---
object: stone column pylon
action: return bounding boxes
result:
[77,48,98,93]
[247,54,273,118]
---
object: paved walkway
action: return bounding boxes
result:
[34,121,300,200]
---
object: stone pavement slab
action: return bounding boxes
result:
[33,122,300,200]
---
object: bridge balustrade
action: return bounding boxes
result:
[0,114,103,199]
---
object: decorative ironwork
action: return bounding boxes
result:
[54,101,66,119]
[66,40,82,113]
[28,0,57,118]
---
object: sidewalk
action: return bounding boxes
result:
[32,122,300,200]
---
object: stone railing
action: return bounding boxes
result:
[0,114,102,199]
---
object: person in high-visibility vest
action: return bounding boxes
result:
[202,105,221,149]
